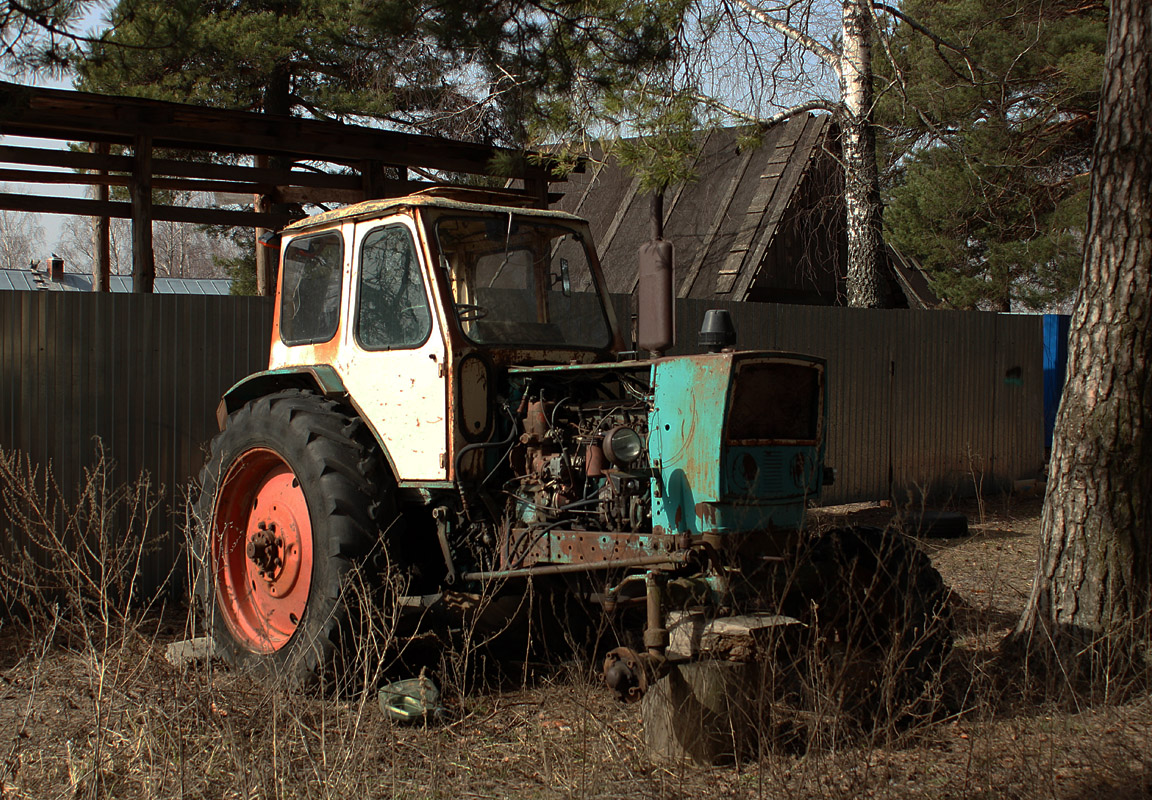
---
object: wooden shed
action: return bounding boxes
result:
[554,114,938,308]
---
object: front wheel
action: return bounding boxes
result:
[197,390,395,685]
[795,527,953,726]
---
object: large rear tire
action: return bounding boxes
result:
[196,389,395,686]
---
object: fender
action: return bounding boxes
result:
[216,365,349,430]
[217,365,420,487]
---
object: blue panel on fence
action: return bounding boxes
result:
[1042,314,1071,449]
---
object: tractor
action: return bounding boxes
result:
[196,186,950,704]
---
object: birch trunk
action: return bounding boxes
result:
[1013,0,1152,674]
[839,0,886,308]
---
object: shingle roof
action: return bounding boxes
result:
[553,115,834,300]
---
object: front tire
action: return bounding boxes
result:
[197,389,394,685]
[797,527,952,726]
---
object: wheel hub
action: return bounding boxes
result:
[247,523,283,580]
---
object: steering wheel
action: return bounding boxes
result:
[455,303,489,323]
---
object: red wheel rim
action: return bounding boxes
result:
[212,448,313,653]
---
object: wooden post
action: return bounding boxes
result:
[131,134,154,293]
[254,154,276,297]
[360,159,386,199]
[92,142,111,292]
[641,661,761,765]
[524,165,549,209]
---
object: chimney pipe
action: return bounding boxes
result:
[49,255,64,282]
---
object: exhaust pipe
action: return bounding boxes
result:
[637,190,674,357]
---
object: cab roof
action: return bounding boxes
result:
[283,186,586,234]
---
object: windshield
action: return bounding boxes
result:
[433,213,612,349]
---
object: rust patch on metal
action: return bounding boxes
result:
[506,529,687,569]
[695,501,718,527]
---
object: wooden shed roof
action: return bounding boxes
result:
[554,114,833,299]
[555,115,940,308]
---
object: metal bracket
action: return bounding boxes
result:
[432,506,459,585]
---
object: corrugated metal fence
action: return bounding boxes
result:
[0,292,274,598]
[1,291,1043,597]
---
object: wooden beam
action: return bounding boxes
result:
[0,167,275,196]
[132,134,154,293]
[0,145,364,189]
[277,186,364,205]
[0,192,292,227]
[0,144,127,172]
[0,81,567,181]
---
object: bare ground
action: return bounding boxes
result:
[2,496,1152,800]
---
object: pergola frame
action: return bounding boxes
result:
[0,81,564,293]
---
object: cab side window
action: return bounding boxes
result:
[280,232,344,345]
[356,225,432,350]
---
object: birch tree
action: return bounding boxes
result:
[0,208,45,271]
[1012,0,1152,679]
[656,0,915,306]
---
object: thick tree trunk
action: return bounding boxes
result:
[839,0,887,308]
[1013,0,1152,671]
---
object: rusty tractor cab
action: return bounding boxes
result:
[198,186,950,702]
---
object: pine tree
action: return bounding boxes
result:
[879,0,1107,310]
[76,0,509,140]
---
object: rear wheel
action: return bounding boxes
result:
[197,389,395,685]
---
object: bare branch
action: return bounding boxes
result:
[691,93,834,126]
[730,0,839,66]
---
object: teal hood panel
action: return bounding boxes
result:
[648,352,826,537]
[649,355,732,535]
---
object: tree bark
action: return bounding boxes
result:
[839,0,888,308]
[1013,0,1152,671]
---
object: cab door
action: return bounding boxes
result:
[335,216,448,483]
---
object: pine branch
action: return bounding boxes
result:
[6,0,175,52]
[871,1,981,84]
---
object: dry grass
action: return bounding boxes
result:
[1,452,1151,799]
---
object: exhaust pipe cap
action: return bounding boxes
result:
[698,309,736,352]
